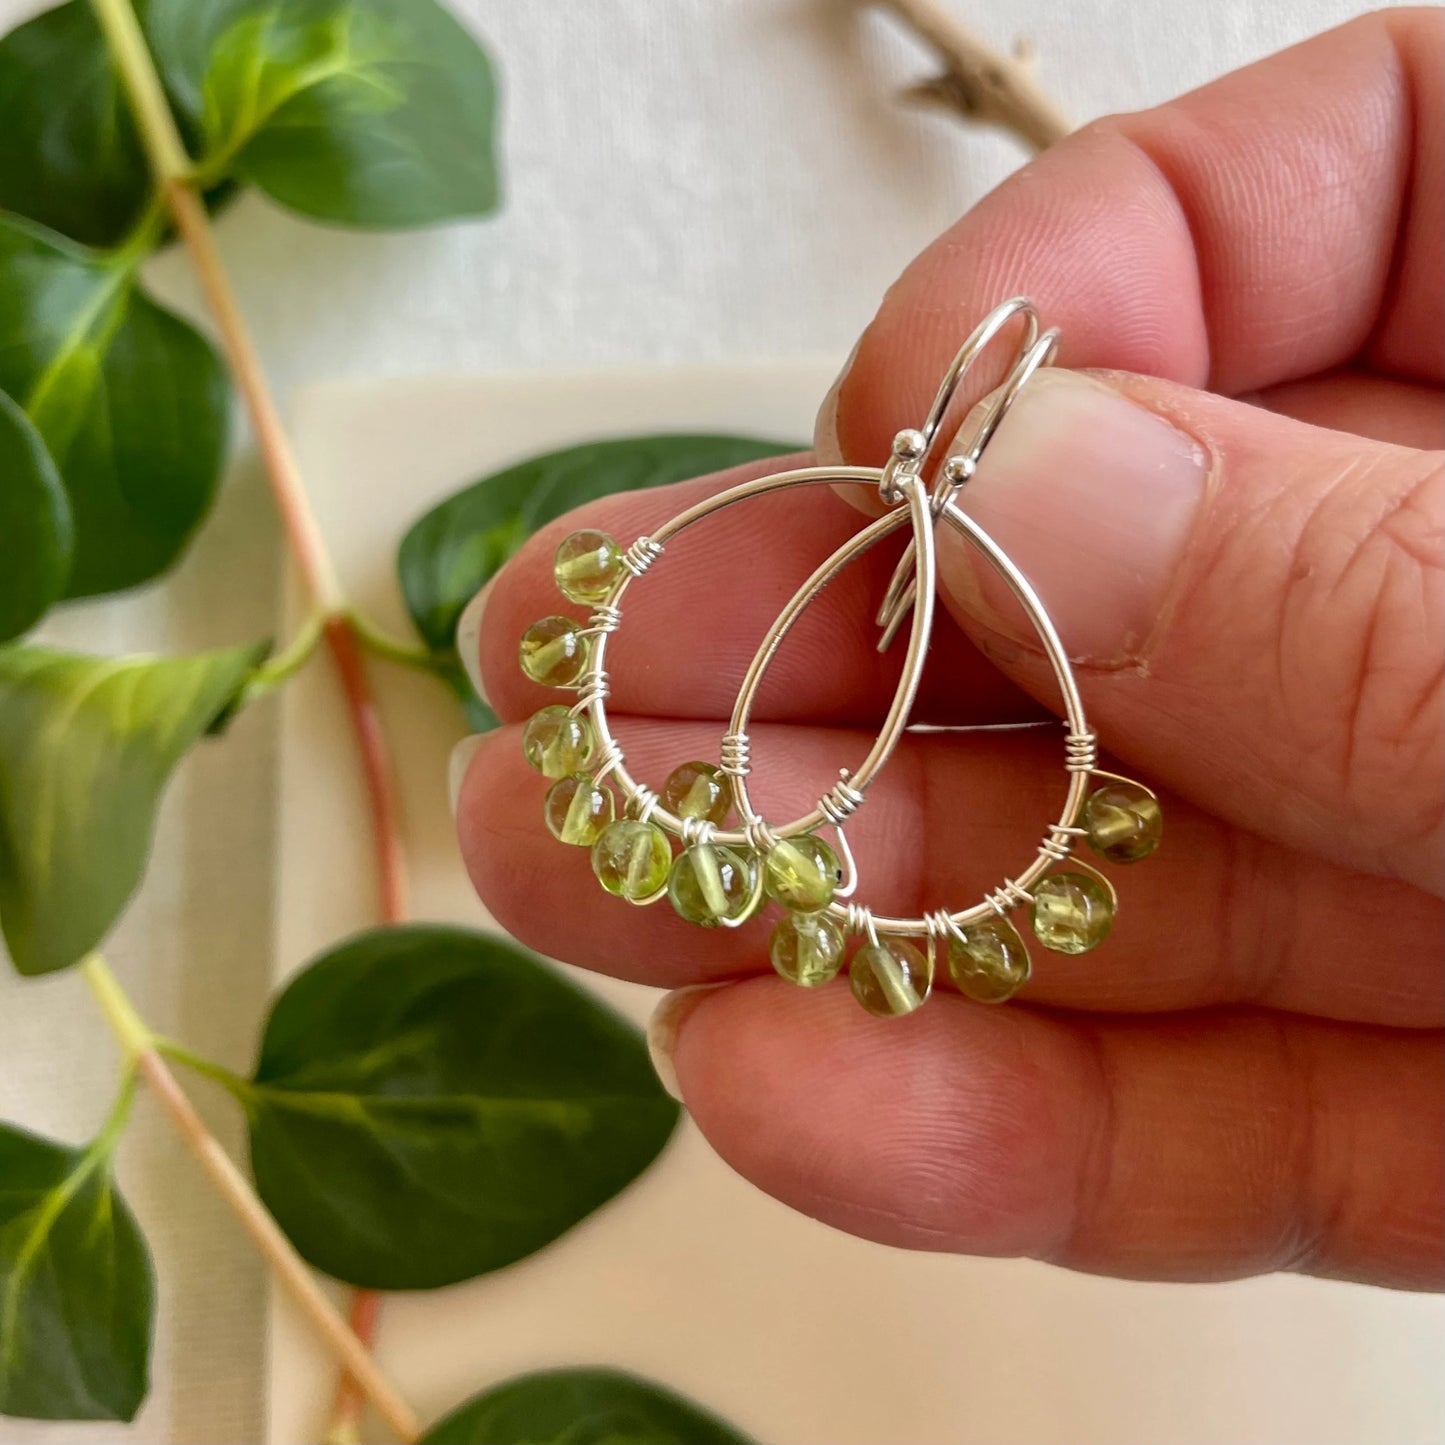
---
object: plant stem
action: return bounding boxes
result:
[81,954,154,1058]
[90,0,411,1428]
[868,0,1070,151]
[171,175,347,606]
[88,0,410,903]
[346,609,449,673]
[240,610,326,702]
[111,195,170,271]
[324,615,409,921]
[134,1048,420,1444]
[86,0,190,178]
[155,1038,253,1097]
[81,957,422,1443]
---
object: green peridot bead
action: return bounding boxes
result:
[1030,871,1114,954]
[1084,781,1162,864]
[660,760,730,826]
[591,819,672,900]
[849,938,932,1018]
[544,773,614,846]
[554,529,624,605]
[763,834,841,913]
[668,843,758,927]
[522,705,594,778]
[947,916,1031,1003]
[519,616,590,687]
[770,912,845,987]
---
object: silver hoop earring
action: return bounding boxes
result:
[517,298,1162,1018]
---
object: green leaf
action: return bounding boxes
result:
[245,925,679,1289]
[0,1,151,250]
[0,639,267,976]
[398,434,798,728]
[421,1368,754,1445]
[0,391,71,642]
[0,215,230,599]
[144,0,501,229]
[0,1120,154,1423]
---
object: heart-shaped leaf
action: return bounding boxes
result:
[421,1368,753,1445]
[0,391,71,642]
[0,639,267,976]
[0,1,151,250]
[0,1120,154,1423]
[144,0,500,229]
[0,215,230,599]
[398,434,798,729]
[244,925,679,1289]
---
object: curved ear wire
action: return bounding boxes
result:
[916,295,1039,465]
[945,324,1060,478]
[875,300,1056,651]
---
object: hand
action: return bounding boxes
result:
[456,9,1443,1291]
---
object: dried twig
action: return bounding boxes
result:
[868,0,1070,151]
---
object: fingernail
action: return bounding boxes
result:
[814,334,863,467]
[646,983,728,1104]
[448,734,484,818]
[946,370,1209,666]
[455,580,494,706]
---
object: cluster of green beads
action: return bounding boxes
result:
[517,528,630,688]
[519,528,1164,1015]
[526,739,844,931]
[806,775,1161,1015]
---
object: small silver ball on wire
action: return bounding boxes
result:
[891,428,928,461]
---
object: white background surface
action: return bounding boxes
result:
[0,2,1430,1442]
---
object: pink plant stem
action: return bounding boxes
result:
[161,177,409,1442]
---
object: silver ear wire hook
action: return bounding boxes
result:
[916,294,1039,462]
[874,310,1060,651]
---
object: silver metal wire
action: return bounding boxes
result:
[718,731,751,777]
[875,307,1061,649]
[622,538,663,576]
[579,603,622,637]
[560,297,1103,939]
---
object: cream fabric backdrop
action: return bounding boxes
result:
[0,2,1422,1440]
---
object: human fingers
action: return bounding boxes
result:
[820,7,1443,476]
[923,369,1442,894]
[456,718,1442,1026]
[1250,371,1444,449]
[661,980,1443,1290]
[472,457,1037,728]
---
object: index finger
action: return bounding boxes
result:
[827,8,1443,467]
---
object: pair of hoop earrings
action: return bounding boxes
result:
[517,299,1161,1019]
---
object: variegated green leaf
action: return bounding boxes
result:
[144,0,500,228]
[0,215,229,599]
[0,640,267,975]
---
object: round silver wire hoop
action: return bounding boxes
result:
[573,297,1099,936]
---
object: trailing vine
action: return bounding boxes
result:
[0,1,788,1438]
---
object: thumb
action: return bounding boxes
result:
[893,369,1439,892]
